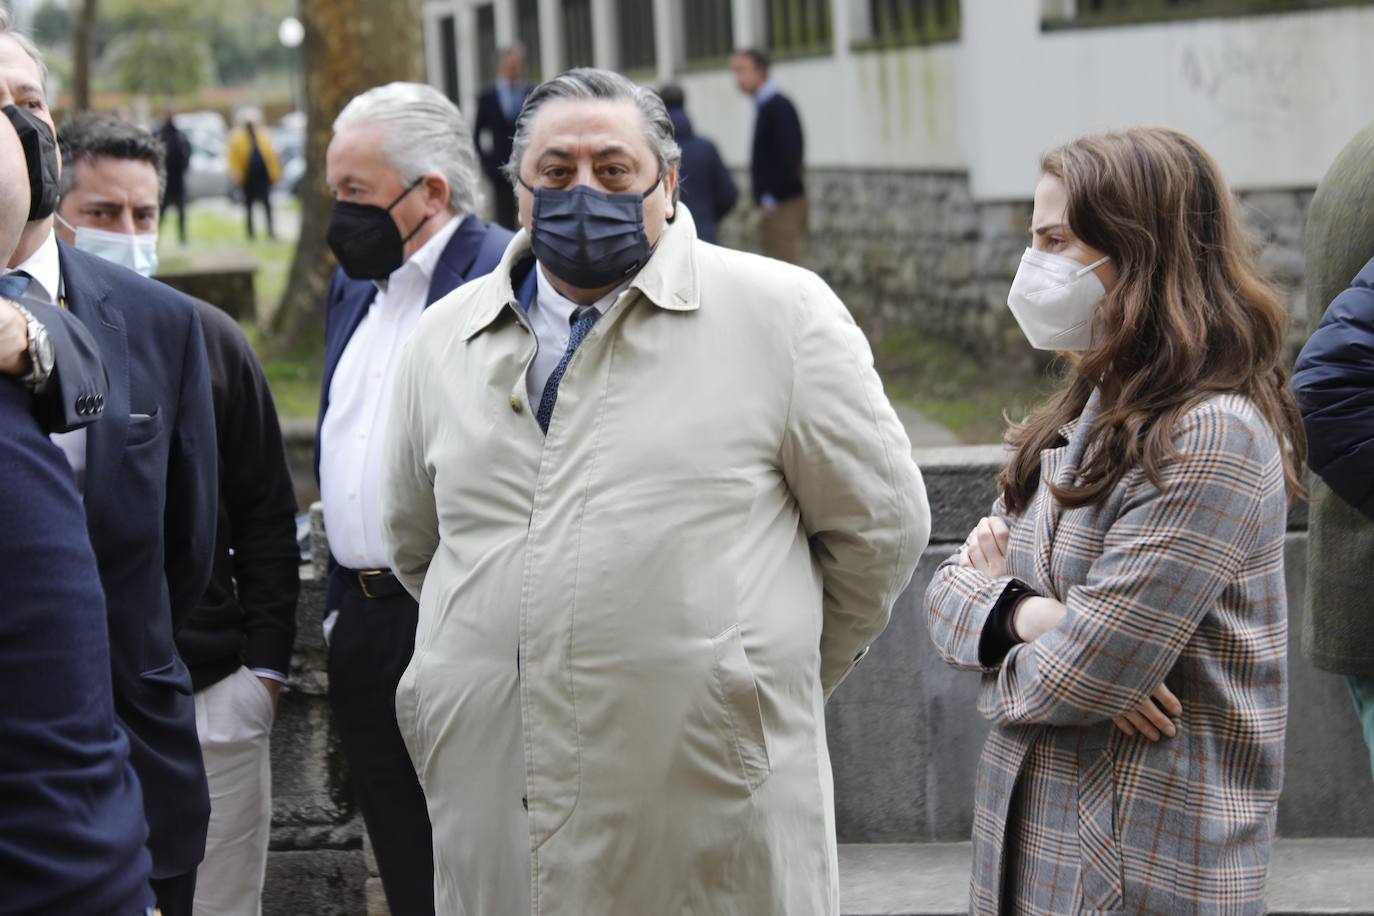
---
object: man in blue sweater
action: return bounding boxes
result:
[730,47,807,265]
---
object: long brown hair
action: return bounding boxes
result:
[998,127,1306,514]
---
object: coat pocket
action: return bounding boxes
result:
[126,407,163,447]
[1076,742,1125,911]
[711,624,771,793]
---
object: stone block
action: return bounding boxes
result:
[263,849,368,916]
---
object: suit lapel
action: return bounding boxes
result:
[58,243,128,515]
[426,219,489,306]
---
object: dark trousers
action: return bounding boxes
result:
[149,869,197,916]
[160,184,187,244]
[243,182,274,240]
[327,587,435,916]
[490,177,517,230]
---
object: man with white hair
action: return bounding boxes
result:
[317,80,512,915]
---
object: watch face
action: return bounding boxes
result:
[33,324,54,376]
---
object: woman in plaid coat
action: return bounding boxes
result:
[925,127,1306,915]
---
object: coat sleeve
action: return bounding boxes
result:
[923,495,1016,672]
[976,407,1271,728]
[381,334,441,601]
[221,328,299,675]
[1293,255,1374,521]
[163,305,218,635]
[780,274,930,697]
[24,299,108,434]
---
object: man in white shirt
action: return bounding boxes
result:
[315,81,512,916]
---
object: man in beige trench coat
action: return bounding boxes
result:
[382,67,930,916]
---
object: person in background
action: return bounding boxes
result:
[656,83,737,246]
[158,106,190,244]
[318,81,512,916]
[55,110,300,916]
[1293,256,1374,785]
[1,19,218,915]
[473,44,532,230]
[226,106,280,241]
[0,70,156,916]
[382,67,928,916]
[925,127,1304,913]
[729,48,806,264]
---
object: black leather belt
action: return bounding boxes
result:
[339,567,406,600]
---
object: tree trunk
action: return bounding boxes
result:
[72,0,99,111]
[268,0,425,351]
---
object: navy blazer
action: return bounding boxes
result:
[0,378,155,915]
[750,92,805,205]
[60,241,218,879]
[1294,253,1374,520]
[473,82,531,187]
[24,296,109,433]
[316,217,513,611]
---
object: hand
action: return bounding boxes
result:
[258,677,283,711]
[958,516,1011,579]
[0,300,30,375]
[1010,595,1067,642]
[1112,683,1182,742]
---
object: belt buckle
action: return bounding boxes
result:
[358,569,383,599]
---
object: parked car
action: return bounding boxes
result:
[174,111,232,202]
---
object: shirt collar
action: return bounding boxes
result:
[6,229,61,304]
[754,81,779,106]
[373,212,465,293]
[534,263,629,319]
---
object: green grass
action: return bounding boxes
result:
[875,329,1057,444]
[156,198,297,325]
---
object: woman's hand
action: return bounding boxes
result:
[1112,683,1182,741]
[958,516,1011,579]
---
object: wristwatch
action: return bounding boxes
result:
[12,301,54,392]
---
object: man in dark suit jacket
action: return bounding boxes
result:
[3,26,217,916]
[0,64,154,916]
[730,48,808,265]
[473,44,531,230]
[56,110,301,915]
[658,83,738,245]
[320,81,513,915]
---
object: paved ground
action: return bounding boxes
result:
[837,839,1374,915]
[894,404,962,448]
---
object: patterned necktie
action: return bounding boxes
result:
[0,272,32,301]
[536,305,600,434]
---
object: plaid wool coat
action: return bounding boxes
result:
[926,391,1288,915]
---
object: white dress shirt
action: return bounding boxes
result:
[321,214,464,572]
[525,265,630,408]
[7,231,88,493]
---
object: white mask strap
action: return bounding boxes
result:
[1075,254,1111,277]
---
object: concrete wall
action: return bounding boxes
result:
[263,447,1372,909]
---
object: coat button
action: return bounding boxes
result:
[76,395,87,414]
[509,395,523,414]
[96,394,104,408]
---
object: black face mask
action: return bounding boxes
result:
[4,105,59,221]
[326,180,429,280]
[520,177,658,290]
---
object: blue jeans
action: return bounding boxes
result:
[1349,675,1374,786]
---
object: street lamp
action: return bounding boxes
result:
[278,16,305,114]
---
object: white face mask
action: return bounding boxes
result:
[57,214,159,278]
[1006,248,1111,352]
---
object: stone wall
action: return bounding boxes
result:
[263,447,1371,911]
[715,168,1315,366]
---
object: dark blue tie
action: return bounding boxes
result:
[536,306,600,434]
[0,272,32,300]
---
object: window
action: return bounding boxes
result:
[764,0,832,57]
[518,0,543,81]
[562,0,595,68]
[438,14,461,102]
[617,0,657,72]
[1047,0,1374,29]
[476,3,498,84]
[861,0,961,47]
[684,0,735,67]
